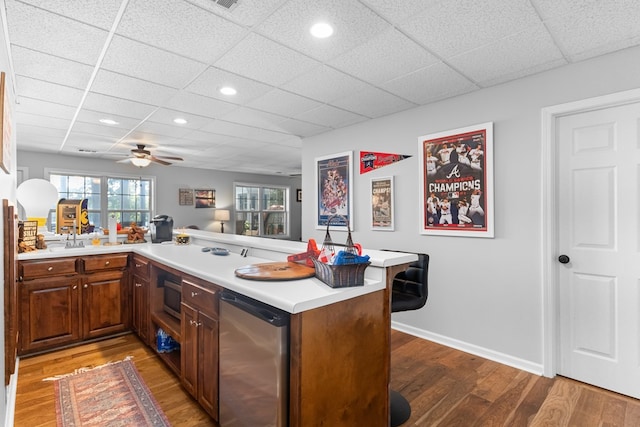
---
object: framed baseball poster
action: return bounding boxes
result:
[315,151,353,230]
[370,176,394,231]
[418,122,494,238]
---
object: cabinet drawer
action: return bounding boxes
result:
[182,279,219,316]
[20,258,77,280]
[82,254,129,272]
[131,255,150,277]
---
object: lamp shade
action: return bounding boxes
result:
[16,179,59,226]
[131,157,151,167]
[214,209,230,221]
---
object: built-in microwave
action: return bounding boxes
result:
[163,279,181,320]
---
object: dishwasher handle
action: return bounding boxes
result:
[220,290,289,327]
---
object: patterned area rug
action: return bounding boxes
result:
[49,357,170,426]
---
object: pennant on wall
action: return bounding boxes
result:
[359,151,412,174]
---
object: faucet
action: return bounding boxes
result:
[65,219,84,248]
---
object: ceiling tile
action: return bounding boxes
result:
[214,33,320,86]
[75,109,143,129]
[328,28,438,85]
[359,0,440,23]
[542,0,640,61]
[256,0,390,62]
[276,119,331,138]
[133,121,193,139]
[15,0,124,30]
[116,0,247,63]
[248,89,322,117]
[185,66,273,103]
[219,107,289,132]
[382,63,477,105]
[330,87,416,118]
[14,111,70,130]
[165,91,237,119]
[147,108,213,130]
[283,65,373,104]
[294,105,367,128]
[12,46,94,89]
[15,76,85,106]
[401,0,542,59]
[101,35,208,88]
[199,120,290,143]
[6,0,109,64]
[185,0,283,27]
[71,121,131,139]
[83,93,157,119]
[91,69,178,106]
[14,97,77,120]
[448,24,566,86]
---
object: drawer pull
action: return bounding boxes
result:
[105,261,110,266]
[73,285,77,290]
[135,283,142,287]
[84,284,88,289]
[191,291,198,297]
[135,263,142,268]
[47,266,54,271]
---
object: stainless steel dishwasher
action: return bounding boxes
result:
[219,289,289,427]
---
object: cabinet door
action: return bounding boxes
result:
[198,310,218,419]
[19,276,81,354]
[82,270,127,339]
[132,275,150,344]
[181,302,198,398]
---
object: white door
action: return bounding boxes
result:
[557,101,640,398]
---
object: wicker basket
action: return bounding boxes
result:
[312,215,370,288]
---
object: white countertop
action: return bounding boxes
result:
[18,233,417,314]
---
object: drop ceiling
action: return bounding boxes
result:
[4,0,640,175]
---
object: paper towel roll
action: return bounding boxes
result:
[108,215,117,244]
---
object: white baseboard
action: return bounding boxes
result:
[4,357,19,427]
[391,321,544,376]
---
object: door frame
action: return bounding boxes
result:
[541,87,640,377]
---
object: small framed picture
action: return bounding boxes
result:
[315,151,353,230]
[370,176,394,231]
[194,189,216,208]
[178,188,194,206]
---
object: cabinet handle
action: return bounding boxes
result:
[191,291,198,297]
[190,320,201,327]
[135,264,142,268]
[47,266,54,271]
[73,285,77,290]
[105,261,110,266]
[83,284,88,288]
[135,283,142,287]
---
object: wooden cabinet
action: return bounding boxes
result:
[181,276,220,420]
[131,254,150,345]
[18,253,129,355]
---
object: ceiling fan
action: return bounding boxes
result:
[118,144,184,167]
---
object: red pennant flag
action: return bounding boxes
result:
[359,151,412,174]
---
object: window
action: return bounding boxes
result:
[234,183,289,237]
[49,172,153,232]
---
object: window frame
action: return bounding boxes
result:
[45,167,156,232]
[234,182,290,238]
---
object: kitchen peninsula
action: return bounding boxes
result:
[17,232,417,426]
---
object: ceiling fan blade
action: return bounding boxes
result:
[155,155,184,161]
[150,156,171,166]
[117,158,132,164]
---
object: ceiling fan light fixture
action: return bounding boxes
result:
[219,86,237,96]
[310,22,333,38]
[131,157,151,168]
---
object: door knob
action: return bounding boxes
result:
[558,255,570,264]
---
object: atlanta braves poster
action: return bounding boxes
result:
[418,122,494,238]
[315,151,353,230]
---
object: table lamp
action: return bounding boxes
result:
[214,209,230,233]
[16,179,59,234]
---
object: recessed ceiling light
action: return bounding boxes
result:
[173,118,188,124]
[220,86,237,96]
[99,118,119,125]
[310,22,333,38]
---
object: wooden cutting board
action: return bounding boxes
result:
[234,262,315,281]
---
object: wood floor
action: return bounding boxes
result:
[14,330,640,426]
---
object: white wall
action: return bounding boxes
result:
[301,45,640,372]
[17,151,303,241]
